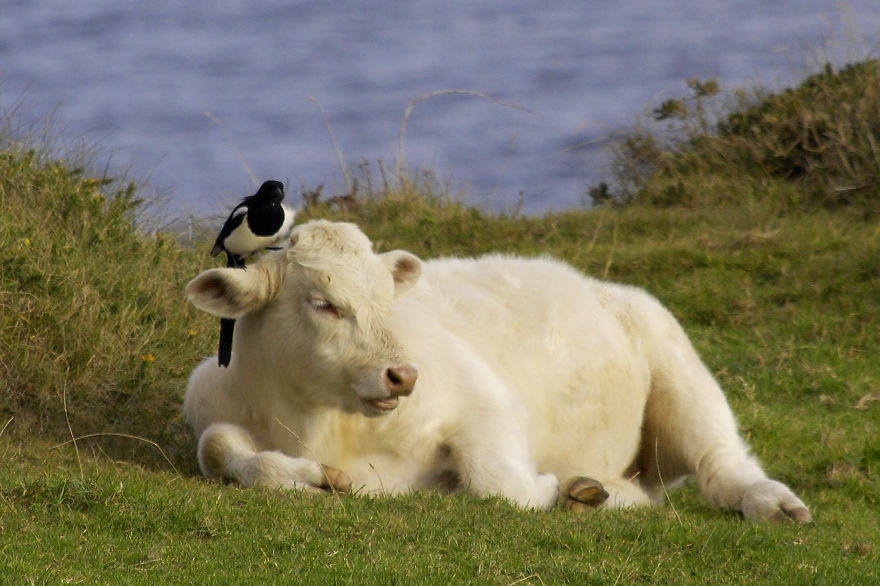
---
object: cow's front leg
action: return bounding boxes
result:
[462,457,560,510]
[198,422,352,492]
[451,414,560,510]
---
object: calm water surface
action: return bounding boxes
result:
[1,1,878,216]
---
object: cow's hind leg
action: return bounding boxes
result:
[634,298,811,523]
[558,477,609,512]
[639,365,811,522]
[198,422,351,492]
[558,476,657,512]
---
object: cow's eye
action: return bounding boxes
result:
[308,294,340,318]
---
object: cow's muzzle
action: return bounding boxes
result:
[363,364,418,413]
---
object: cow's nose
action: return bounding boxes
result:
[385,364,418,397]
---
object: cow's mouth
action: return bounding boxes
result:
[363,397,399,413]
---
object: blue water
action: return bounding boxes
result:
[1,1,878,216]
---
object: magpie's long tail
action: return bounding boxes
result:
[217,253,243,368]
[218,318,234,368]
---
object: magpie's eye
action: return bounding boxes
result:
[308,294,340,318]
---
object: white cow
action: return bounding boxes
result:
[183,220,811,522]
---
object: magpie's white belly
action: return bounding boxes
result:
[224,218,277,257]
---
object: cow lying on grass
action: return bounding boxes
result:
[183,220,811,522]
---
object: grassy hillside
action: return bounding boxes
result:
[1,62,878,583]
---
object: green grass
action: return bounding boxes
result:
[2,448,877,584]
[2,62,879,583]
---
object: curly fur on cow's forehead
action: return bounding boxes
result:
[287,220,378,273]
[290,220,373,256]
[286,220,394,306]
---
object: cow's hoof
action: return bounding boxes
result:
[739,479,812,524]
[320,465,352,492]
[559,476,609,512]
[773,506,813,524]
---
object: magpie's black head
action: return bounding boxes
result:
[252,180,285,205]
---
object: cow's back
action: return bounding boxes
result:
[398,255,653,480]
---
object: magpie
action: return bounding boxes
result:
[211,179,295,268]
[211,180,295,367]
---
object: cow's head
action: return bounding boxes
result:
[186,220,421,416]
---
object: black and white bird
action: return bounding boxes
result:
[212,180,295,367]
[211,179,295,268]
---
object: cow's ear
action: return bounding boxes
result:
[186,263,282,318]
[381,250,422,298]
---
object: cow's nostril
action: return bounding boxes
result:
[385,364,418,396]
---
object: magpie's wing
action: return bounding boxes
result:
[210,204,248,257]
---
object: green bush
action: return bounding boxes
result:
[609,60,880,211]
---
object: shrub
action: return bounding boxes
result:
[608,60,880,211]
